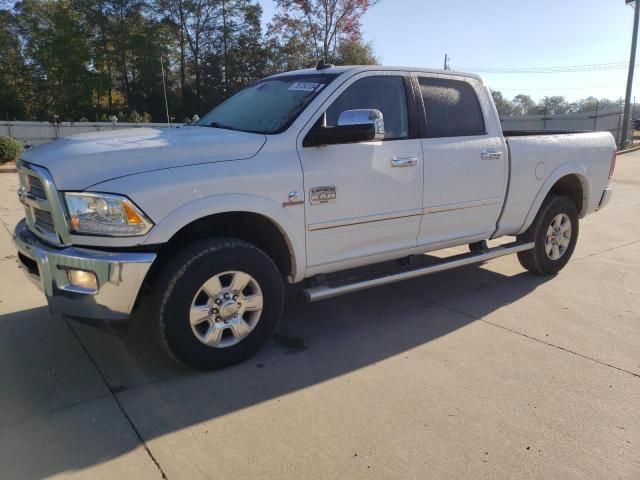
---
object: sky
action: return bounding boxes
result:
[259,0,638,102]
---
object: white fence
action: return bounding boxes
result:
[500,109,626,143]
[0,121,172,147]
[0,110,629,147]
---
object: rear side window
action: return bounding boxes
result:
[418,77,486,138]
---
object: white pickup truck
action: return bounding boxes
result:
[14,65,616,369]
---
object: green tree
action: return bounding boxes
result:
[335,38,378,65]
[536,96,570,115]
[0,9,27,119]
[0,0,381,121]
[511,94,535,116]
[127,11,174,120]
[16,0,96,120]
[491,90,513,118]
[155,0,196,114]
[77,0,122,116]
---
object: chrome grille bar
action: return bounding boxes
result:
[27,175,47,199]
[17,161,71,246]
[34,209,55,233]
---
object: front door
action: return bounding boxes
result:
[298,73,424,269]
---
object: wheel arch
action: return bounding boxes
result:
[517,163,591,236]
[144,194,305,283]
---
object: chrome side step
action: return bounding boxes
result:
[303,241,535,303]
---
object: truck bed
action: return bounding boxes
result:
[494,131,615,238]
[503,130,586,137]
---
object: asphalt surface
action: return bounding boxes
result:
[0,153,638,479]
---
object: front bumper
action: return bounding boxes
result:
[13,219,156,323]
[596,186,613,211]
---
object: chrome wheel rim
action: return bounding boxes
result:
[189,271,263,348]
[545,213,571,260]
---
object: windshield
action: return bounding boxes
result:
[196,74,339,134]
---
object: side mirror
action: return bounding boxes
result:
[303,109,385,147]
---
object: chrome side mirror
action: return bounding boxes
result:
[337,109,385,140]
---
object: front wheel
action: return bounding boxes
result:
[517,195,579,275]
[152,238,284,370]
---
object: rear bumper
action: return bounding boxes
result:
[596,186,613,211]
[13,219,156,323]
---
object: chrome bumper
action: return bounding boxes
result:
[597,186,613,211]
[13,219,156,322]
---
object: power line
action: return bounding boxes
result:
[458,61,640,74]
[494,85,626,92]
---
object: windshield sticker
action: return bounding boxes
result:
[288,81,323,92]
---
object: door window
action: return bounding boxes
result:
[418,77,486,138]
[325,76,409,140]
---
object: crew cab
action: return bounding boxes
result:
[13,65,616,369]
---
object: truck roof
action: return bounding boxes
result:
[268,65,483,82]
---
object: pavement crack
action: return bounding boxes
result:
[571,239,640,263]
[433,301,640,380]
[63,319,169,479]
[0,393,112,430]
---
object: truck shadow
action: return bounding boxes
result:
[0,260,552,478]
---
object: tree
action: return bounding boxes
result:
[155,0,193,112]
[199,0,267,111]
[16,0,96,120]
[0,0,382,121]
[491,90,512,117]
[0,9,27,119]
[126,11,174,120]
[511,94,535,116]
[335,38,377,65]
[181,0,217,101]
[268,0,377,67]
[215,0,265,94]
[536,96,570,115]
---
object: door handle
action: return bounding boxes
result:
[481,151,503,160]
[391,157,418,168]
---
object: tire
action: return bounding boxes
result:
[151,238,284,370]
[517,195,579,275]
[469,240,488,253]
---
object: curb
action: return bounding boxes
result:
[617,145,640,155]
[0,161,17,173]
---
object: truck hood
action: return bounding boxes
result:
[22,126,267,190]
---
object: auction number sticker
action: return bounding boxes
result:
[288,82,323,92]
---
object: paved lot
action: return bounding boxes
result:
[0,154,638,479]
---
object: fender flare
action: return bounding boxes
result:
[144,193,306,282]
[517,162,592,235]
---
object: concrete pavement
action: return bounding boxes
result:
[0,154,638,479]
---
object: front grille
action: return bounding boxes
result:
[19,162,65,245]
[27,175,46,199]
[34,209,55,234]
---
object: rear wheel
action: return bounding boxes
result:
[517,195,579,275]
[152,238,284,370]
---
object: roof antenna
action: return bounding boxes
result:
[316,59,333,70]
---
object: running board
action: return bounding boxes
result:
[303,241,535,303]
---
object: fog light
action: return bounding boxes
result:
[66,269,98,292]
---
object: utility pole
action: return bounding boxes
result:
[443,54,450,70]
[160,56,171,127]
[621,0,639,147]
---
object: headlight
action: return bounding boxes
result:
[64,192,153,236]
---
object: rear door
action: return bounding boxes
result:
[298,72,424,269]
[414,73,508,246]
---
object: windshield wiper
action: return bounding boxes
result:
[206,121,241,131]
